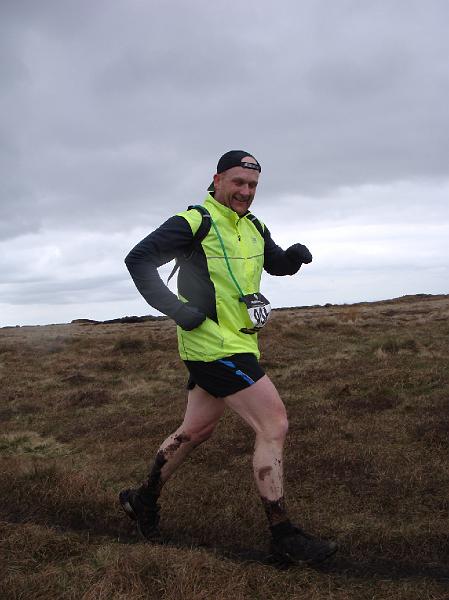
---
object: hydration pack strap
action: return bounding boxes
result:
[246,213,264,238]
[167,206,211,283]
[167,205,263,284]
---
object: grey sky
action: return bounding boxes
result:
[1,0,448,326]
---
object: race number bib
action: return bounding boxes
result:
[239,292,272,334]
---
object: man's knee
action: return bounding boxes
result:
[273,415,289,441]
[184,422,217,445]
[259,414,289,443]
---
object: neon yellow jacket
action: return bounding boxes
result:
[125,193,304,362]
[176,194,265,361]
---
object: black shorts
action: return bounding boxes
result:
[184,353,265,398]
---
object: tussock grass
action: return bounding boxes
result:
[0,432,69,457]
[113,337,147,353]
[1,295,449,599]
[373,336,419,355]
[61,372,95,385]
[65,388,113,408]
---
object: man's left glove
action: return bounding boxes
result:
[173,303,206,331]
[286,243,313,265]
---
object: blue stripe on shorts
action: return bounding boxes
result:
[218,359,255,385]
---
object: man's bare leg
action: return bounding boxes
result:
[224,375,290,529]
[138,385,225,503]
[224,375,337,562]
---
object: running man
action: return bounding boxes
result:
[120,150,337,564]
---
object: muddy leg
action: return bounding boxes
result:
[253,440,289,526]
[139,430,197,503]
[224,375,291,528]
[139,385,225,504]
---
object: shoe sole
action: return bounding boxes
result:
[119,490,161,541]
[136,522,160,541]
[119,491,138,521]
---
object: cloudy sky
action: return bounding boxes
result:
[1,0,448,326]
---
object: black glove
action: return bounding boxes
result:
[286,243,313,265]
[173,303,206,331]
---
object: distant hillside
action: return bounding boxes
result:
[70,293,448,326]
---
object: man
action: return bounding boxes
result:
[120,150,337,565]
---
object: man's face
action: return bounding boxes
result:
[212,157,259,216]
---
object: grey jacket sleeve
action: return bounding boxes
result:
[263,227,303,276]
[124,215,193,318]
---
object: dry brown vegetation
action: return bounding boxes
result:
[1,294,449,599]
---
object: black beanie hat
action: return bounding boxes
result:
[208,150,261,192]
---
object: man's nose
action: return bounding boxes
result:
[240,184,250,196]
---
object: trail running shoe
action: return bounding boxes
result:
[119,488,161,541]
[270,525,337,565]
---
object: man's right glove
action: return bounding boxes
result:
[286,243,313,265]
[173,303,206,331]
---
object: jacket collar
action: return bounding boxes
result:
[204,193,248,222]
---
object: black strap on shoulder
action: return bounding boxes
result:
[168,206,264,283]
[246,213,264,238]
[167,205,212,283]
[187,205,212,250]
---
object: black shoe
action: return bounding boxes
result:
[270,525,337,565]
[119,488,161,541]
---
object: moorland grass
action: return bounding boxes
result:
[1,295,449,599]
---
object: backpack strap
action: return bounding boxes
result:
[186,205,212,253]
[167,205,212,283]
[168,207,264,284]
[245,213,265,238]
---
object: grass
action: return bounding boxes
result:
[1,294,449,599]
